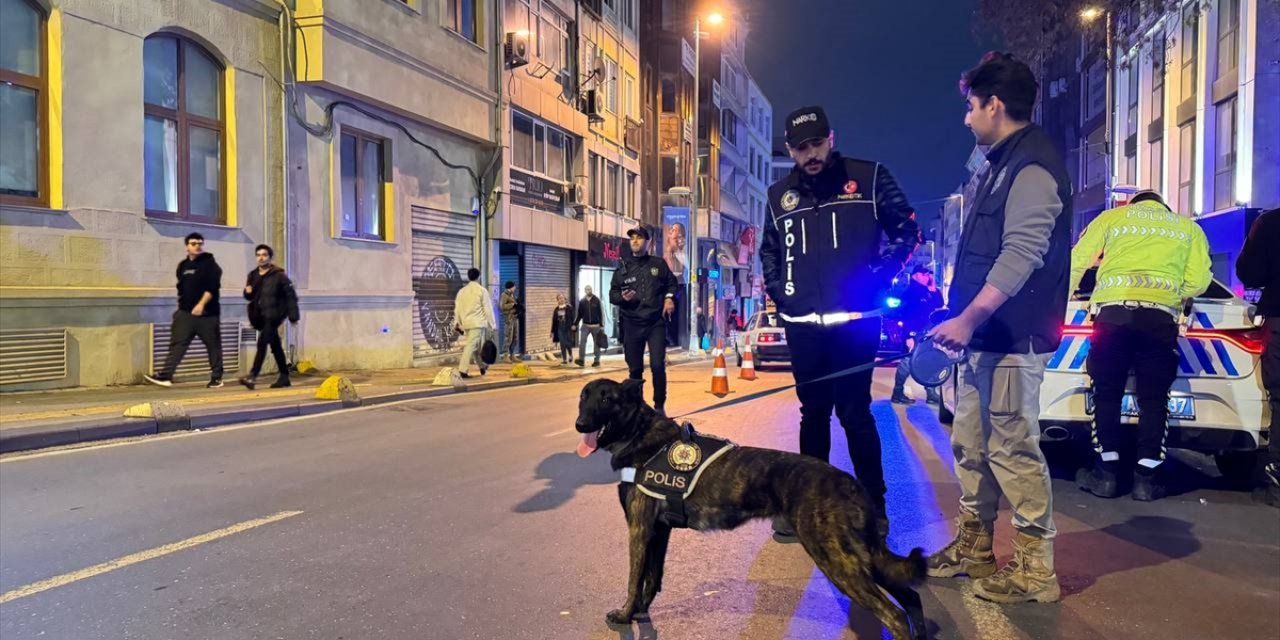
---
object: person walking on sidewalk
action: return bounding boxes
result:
[696,306,708,350]
[238,244,299,390]
[454,268,496,379]
[610,227,679,415]
[575,285,607,367]
[500,281,521,363]
[551,293,577,365]
[1072,191,1211,502]
[891,265,945,405]
[1237,207,1280,507]
[924,52,1072,604]
[146,233,225,388]
[759,105,921,541]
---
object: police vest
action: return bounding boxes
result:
[620,425,737,528]
[949,125,1073,354]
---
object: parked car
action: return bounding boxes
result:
[733,311,790,369]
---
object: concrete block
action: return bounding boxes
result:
[123,401,190,433]
[510,363,533,379]
[315,375,360,406]
[296,359,319,375]
[432,368,463,387]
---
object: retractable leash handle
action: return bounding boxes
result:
[907,336,968,388]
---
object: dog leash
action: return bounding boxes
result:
[669,351,912,421]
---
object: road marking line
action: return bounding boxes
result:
[958,582,1026,640]
[0,510,303,605]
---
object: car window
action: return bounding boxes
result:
[746,314,759,332]
[1072,267,1235,301]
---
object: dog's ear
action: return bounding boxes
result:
[620,378,645,401]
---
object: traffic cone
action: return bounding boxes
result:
[711,340,731,397]
[739,344,757,381]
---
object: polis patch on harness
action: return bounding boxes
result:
[620,423,736,528]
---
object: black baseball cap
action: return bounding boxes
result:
[912,264,933,275]
[627,227,651,240]
[785,106,831,147]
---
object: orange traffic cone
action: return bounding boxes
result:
[739,344,757,381]
[711,340,731,397]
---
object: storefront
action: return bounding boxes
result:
[577,231,626,347]
[499,241,572,357]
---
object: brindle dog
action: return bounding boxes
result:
[575,378,928,640]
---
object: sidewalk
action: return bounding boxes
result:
[0,350,703,454]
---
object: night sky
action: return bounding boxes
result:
[744,0,995,233]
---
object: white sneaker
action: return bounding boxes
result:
[144,375,173,388]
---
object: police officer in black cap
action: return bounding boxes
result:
[761,105,921,539]
[611,226,680,415]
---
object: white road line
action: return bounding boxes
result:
[0,510,303,605]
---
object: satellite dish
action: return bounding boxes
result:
[593,57,607,83]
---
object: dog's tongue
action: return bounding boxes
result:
[577,431,599,458]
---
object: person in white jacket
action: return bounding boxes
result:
[454,267,497,378]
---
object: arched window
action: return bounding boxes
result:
[143,34,223,222]
[0,0,48,206]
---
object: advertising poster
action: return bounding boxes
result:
[662,206,690,284]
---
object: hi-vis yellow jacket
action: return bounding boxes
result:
[1069,200,1212,309]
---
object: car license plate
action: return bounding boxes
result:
[1085,394,1195,420]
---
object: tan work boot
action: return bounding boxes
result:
[973,532,1061,603]
[926,512,996,578]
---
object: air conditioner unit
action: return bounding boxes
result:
[582,89,604,122]
[504,31,530,69]
[570,183,590,206]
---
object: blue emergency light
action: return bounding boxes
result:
[886,297,902,309]
[709,270,720,278]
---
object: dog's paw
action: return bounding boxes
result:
[605,609,635,626]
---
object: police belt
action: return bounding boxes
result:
[780,309,885,326]
[1094,300,1180,319]
[619,423,737,528]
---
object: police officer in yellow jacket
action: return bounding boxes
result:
[1070,190,1212,501]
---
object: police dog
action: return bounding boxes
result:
[575,378,927,640]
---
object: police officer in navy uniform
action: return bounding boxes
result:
[760,106,921,539]
[611,227,680,415]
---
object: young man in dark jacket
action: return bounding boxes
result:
[760,105,921,540]
[574,285,607,367]
[610,227,679,414]
[146,233,225,388]
[1237,207,1280,507]
[239,244,299,389]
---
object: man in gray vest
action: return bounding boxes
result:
[926,52,1072,604]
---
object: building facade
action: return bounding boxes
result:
[1,0,286,389]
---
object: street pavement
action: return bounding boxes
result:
[1,364,1277,640]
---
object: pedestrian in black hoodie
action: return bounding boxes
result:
[145,233,225,388]
[239,244,300,389]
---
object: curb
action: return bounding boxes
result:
[0,360,690,455]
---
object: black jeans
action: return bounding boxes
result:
[784,318,886,502]
[557,328,575,362]
[158,310,223,380]
[1085,306,1180,466]
[251,318,289,377]
[1261,318,1280,479]
[623,320,668,408]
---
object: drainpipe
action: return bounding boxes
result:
[483,0,506,290]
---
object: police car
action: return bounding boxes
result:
[939,268,1269,484]
[734,311,790,369]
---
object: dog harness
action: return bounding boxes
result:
[619,423,737,528]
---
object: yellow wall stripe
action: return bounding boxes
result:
[47,9,64,209]
[223,66,238,227]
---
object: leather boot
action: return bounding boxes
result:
[926,511,996,578]
[973,532,1061,603]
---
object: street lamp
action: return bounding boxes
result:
[687,11,725,351]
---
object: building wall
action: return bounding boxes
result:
[1,0,284,389]
[289,0,498,369]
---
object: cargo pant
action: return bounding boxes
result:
[951,350,1056,539]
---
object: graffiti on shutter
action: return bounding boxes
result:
[411,207,476,357]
